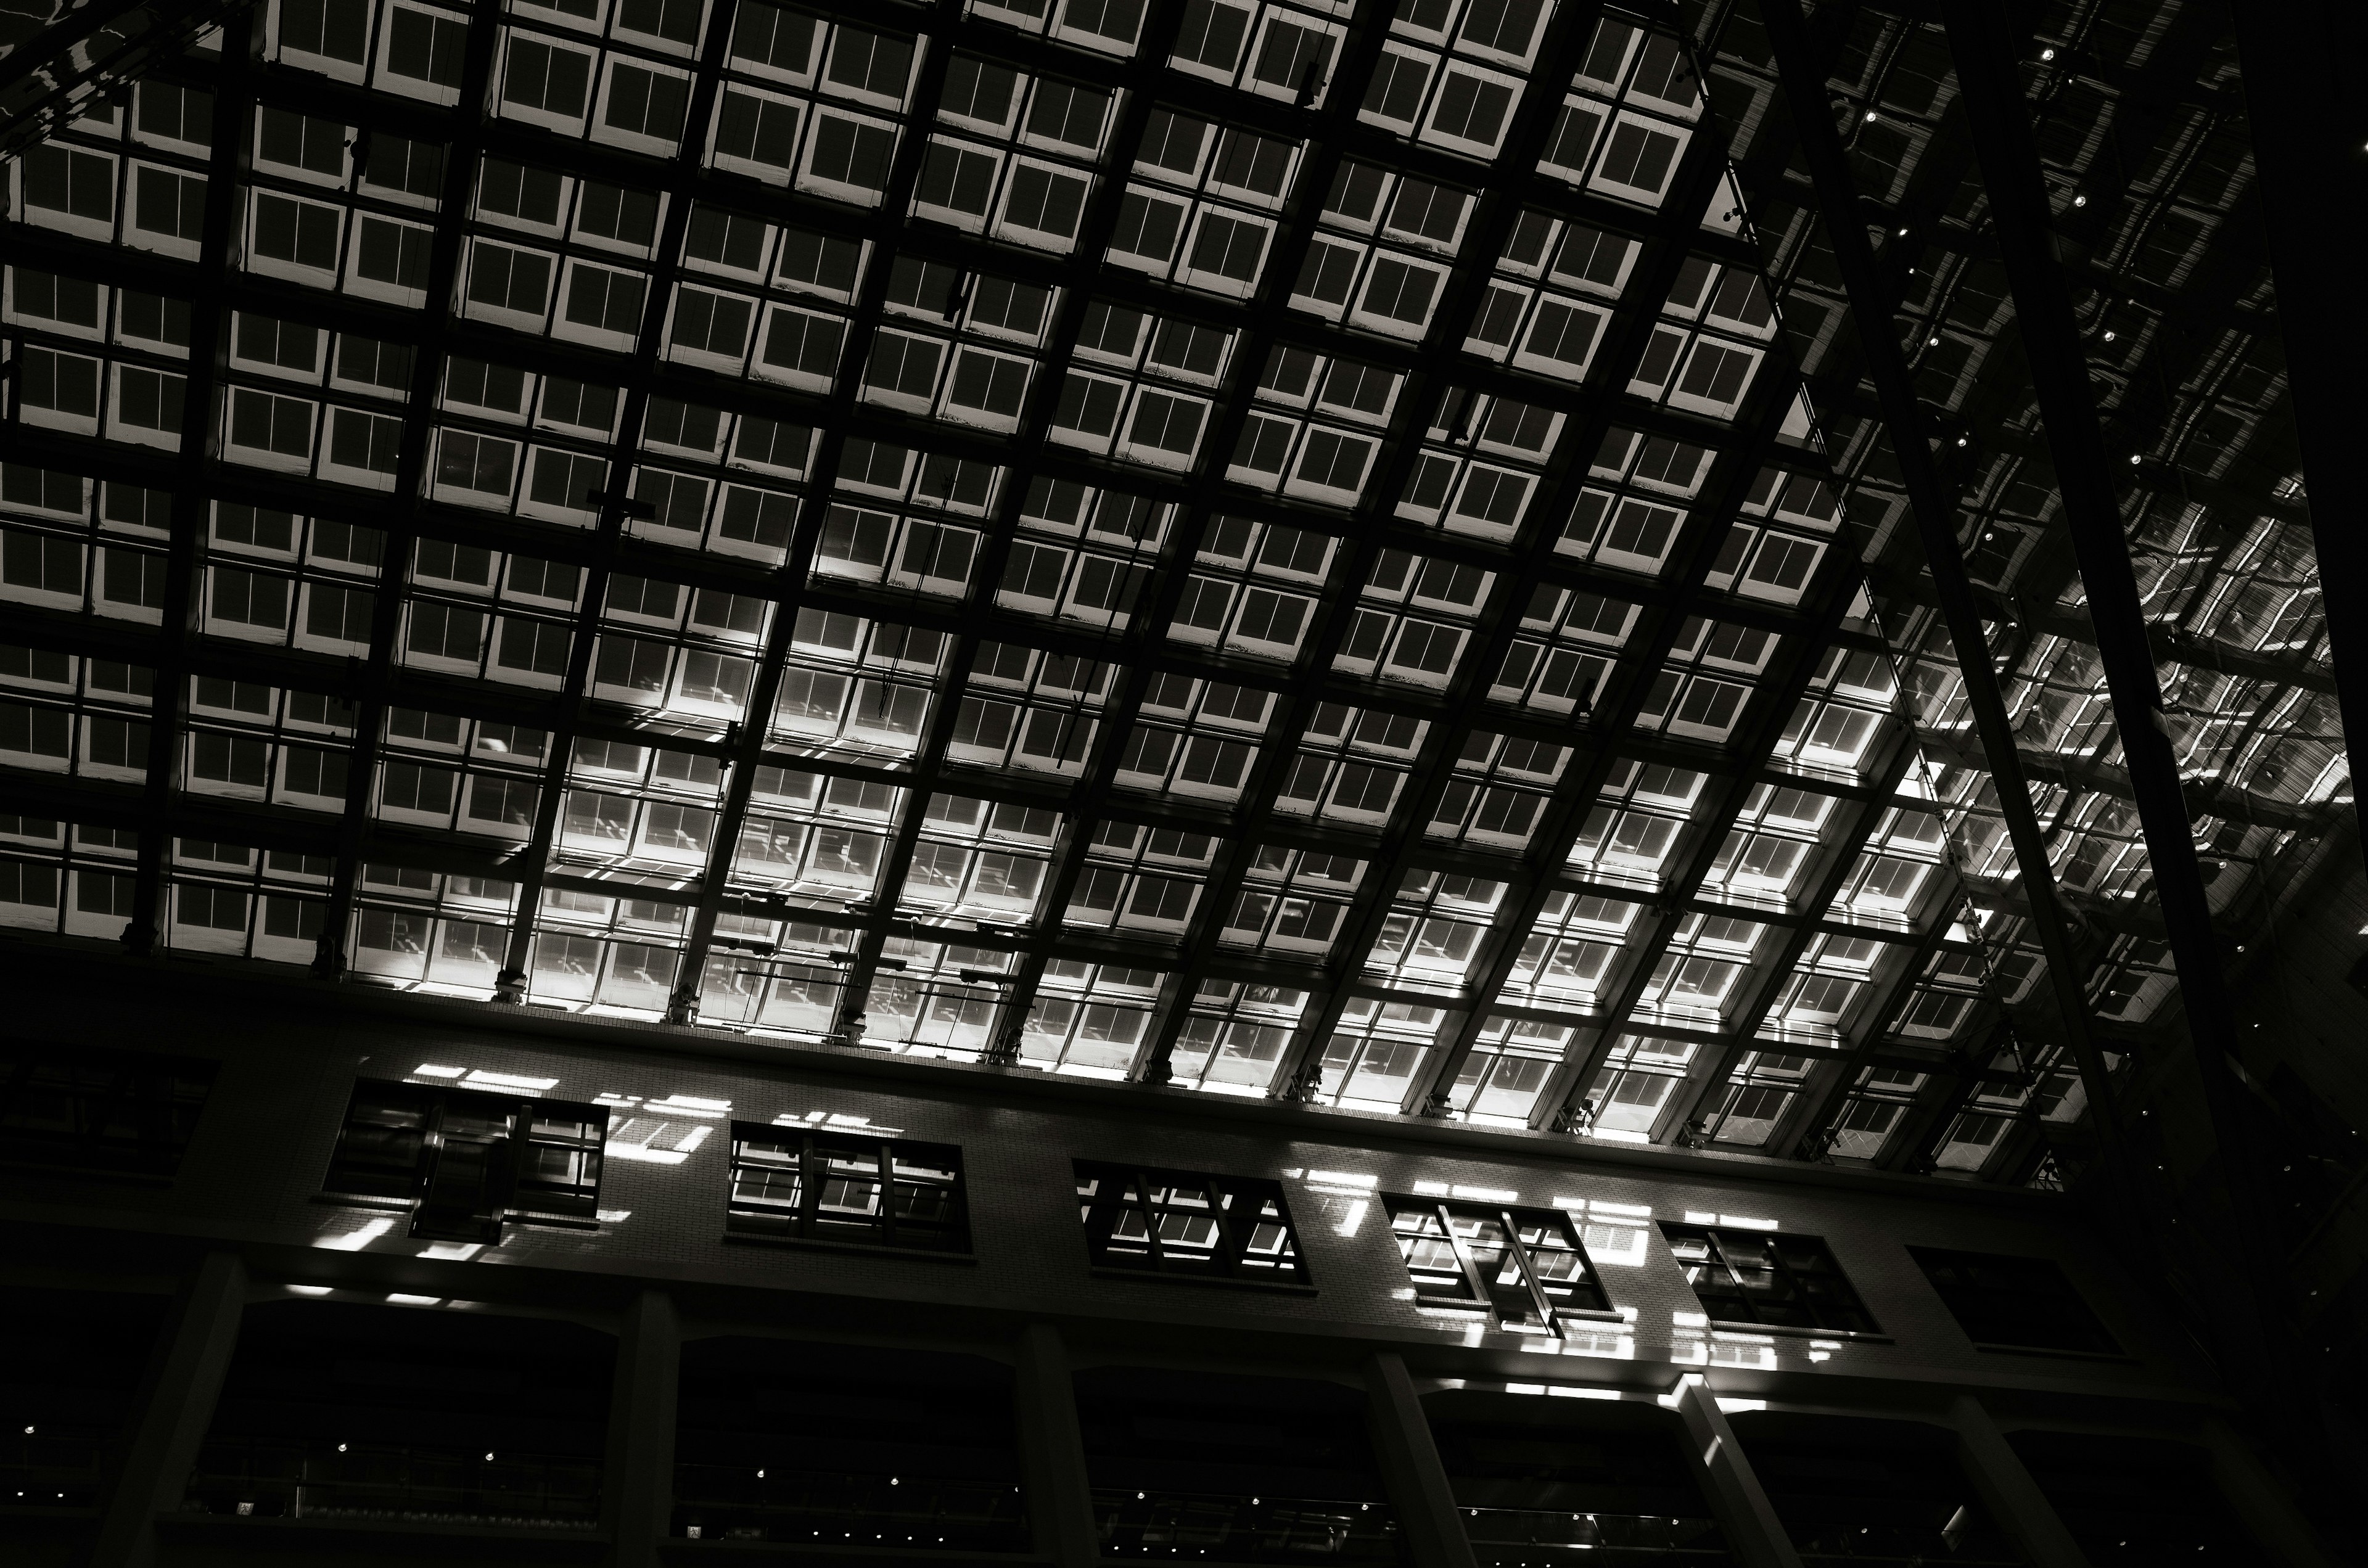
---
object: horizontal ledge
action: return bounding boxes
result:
[720,1231,979,1265]
[1972,1341,2138,1365]
[1088,1265,1320,1297]
[1674,1321,1895,1345]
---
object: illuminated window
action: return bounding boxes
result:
[726,1123,969,1252]
[1384,1196,1610,1332]
[320,1079,607,1241]
[1074,1160,1307,1286]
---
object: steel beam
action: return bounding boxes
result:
[1939,0,2336,1484]
[492,0,747,1000]
[0,0,251,162]
[1757,0,2132,1193]
[314,0,506,979]
[123,14,248,959]
[2226,0,2368,877]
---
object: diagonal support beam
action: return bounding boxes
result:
[1938,0,2334,1482]
[0,0,252,161]
[1758,0,2131,1194]
[2225,0,2368,878]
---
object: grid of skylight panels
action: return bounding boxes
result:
[0,0,2107,1180]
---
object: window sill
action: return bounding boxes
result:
[722,1231,977,1265]
[1414,1303,1631,1331]
[1680,1320,1895,1345]
[310,1193,601,1233]
[1973,1341,2136,1365]
[1088,1265,1317,1297]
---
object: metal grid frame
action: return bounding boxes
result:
[0,0,2338,1198]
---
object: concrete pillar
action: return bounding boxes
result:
[2198,1419,2337,1568]
[604,1289,681,1568]
[1669,1378,1803,1568]
[1361,1353,1478,1568]
[91,1249,249,1568]
[1014,1324,1101,1568]
[1944,1395,2089,1568]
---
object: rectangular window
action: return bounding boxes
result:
[20,348,101,417]
[133,167,207,240]
[22,145,115,220]
[808,113,894,192]
[1385,1196,1610,1333]
[716,89,800,168]
[726,1123,969,1252]
[356,216,434,289]
[505,37,593,115]
[252,192,340,269]
[733,0,816,71]
[328,408,403,474]
[364,131,445,197]
[388,9,467,84]
[0,1043,215,1176]
[281,0,369,61]
[1001,164,1086,239]
[1662,1222,1878,1333]
[1074,1160,1307,1286]
[566,265,649,335]
[1907,1247,2119,1355]
[320,1079,608,1242]
[469,243,554,313]
[604,62,690,139]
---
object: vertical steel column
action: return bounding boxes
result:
[602,1289,681,1568]
[1360,1353,1476,1568]
[1944,1395,2089,1568]
[1013,1323,1100,1568]
[1668,1380,1799,1568]
[91,1249,248,1568]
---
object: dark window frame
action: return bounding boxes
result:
[1907,1246,2121,1355]
[1661,1222,1880,1334]
[1073,1159,1311,1288]
[1384,1194,1613,1334]
[320,1077,607,1242]
[725,1120,971,1254]
[0,1043,216,1180]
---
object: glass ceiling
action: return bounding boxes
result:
[0,0,2337,1186]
